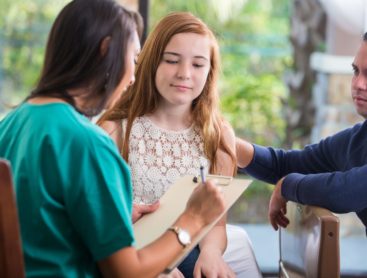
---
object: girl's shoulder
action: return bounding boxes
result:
[220,119,235,143]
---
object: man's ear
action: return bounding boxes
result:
[100,36,112,56]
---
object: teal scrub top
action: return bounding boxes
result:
[0,102,135,277]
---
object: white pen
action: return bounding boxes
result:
[200,165,206,183]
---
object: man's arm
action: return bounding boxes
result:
[236,135,343,184]
[269,165,367,230]
[235,137,254,168]
[281,165,367,213]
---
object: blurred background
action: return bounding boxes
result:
[1,0,366,276]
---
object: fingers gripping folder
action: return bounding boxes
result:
[133,174,251,273]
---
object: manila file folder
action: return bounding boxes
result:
[133,175,252,272]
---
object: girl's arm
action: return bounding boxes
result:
[193,121,237,277]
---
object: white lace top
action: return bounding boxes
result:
[126,116,209,204]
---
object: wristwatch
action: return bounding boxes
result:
[167,226,191,247]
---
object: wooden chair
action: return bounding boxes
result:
[0,159,25,278]
[279,201,340,278]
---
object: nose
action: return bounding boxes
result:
[176,62,190,80]
[353,74,367,91]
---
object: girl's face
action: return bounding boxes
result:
[155,32,211,110]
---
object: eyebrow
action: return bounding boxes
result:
[163,51,209,61]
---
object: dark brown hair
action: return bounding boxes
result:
[28,0,143,116]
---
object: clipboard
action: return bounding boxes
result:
[133,174,252,273]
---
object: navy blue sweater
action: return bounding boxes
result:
[242,120,367,230]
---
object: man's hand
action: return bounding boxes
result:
[268,177,290,230]
[132,201,160,223]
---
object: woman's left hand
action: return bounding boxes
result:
[193,248,235,278]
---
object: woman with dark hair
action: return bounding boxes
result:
[0,1,225,277]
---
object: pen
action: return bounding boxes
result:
[200,165,206,183]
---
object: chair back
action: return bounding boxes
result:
[279,201,340,278]
[0,159,25,278]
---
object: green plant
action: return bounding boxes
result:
[0,0,69,109]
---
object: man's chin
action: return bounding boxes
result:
[356,109,367,119]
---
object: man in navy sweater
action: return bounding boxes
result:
[237,33,367,233]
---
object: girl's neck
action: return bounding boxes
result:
[148,106,193,131]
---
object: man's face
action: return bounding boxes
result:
[352,42,367,119]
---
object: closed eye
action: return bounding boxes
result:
[165,59,178,64]
[193,63,204,68]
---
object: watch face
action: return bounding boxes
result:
[178,229,191,245]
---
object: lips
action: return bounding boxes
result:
[170,84,192,91]
[353,95,367,102]
[352,95,367,109]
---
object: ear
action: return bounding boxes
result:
[100,36,112,56]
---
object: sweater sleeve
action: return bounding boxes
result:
[282,165,367,213]
[240,123,367,214]
[241,141,338,184]
[240,125,358,183]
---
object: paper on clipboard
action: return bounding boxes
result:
[133,175,252,273]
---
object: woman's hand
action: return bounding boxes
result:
[268,177,290,230]
[132,201,160,223]
[185,179,225,228]
[193,248,235,278]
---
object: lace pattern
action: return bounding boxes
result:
[127,116,209,204]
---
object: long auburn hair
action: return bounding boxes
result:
[99,12,236,175]
[27,0,142,117]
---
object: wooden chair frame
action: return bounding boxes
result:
[0,159,25,278]
[279,202,340,278]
